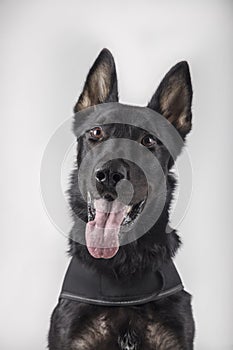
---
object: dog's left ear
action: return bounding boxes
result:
[74,48,118,113]
[147,61,193,138]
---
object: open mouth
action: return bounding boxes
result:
[85,192,146,259]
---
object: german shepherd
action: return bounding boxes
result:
[48,48,195,349]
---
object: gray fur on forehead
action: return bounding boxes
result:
[72,102,184,159]
[72,102,161,136]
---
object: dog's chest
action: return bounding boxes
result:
[70,307,181,350]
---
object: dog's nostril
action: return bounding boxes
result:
[95,170,106,182]
[95,169,124,185]
[112,172,123,184]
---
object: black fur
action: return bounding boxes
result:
[48,48,195,349]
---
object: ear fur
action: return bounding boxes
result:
[74,48,118,113]
[147,61,193,138]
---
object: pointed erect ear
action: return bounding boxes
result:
[147,61,193,138]
[74,48,119,113]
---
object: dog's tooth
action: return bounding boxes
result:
[87,191,91,204]
[126,205,132,214]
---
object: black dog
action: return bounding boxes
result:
[48,48,195,349]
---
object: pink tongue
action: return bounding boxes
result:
[85,199,127,259]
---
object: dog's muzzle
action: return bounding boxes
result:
[84,159,147,259]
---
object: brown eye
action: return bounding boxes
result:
[141,134,157,147]
[89,127,103,140]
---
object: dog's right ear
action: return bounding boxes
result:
[74,48,119,113]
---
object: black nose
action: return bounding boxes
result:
[95,169,124,186]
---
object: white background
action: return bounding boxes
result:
[1,1,232,349]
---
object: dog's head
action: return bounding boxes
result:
[69,49,192,261]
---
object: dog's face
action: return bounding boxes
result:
[70,49,192,260]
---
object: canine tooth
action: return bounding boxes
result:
[126,205,132,214]
[87,192,91,204]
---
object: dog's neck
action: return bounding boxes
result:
[59,255,183,306]
[69,222,181,280]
